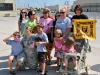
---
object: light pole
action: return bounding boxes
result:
[67,1,69,5]
[44,3,46,8]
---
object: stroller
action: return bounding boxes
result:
[59,38,91,75]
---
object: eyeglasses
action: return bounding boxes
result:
[21,12,26,13]
[56,15,60,17]
[60,12,65,14]
[43,12,48,14]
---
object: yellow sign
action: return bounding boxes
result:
[73,19,96,40]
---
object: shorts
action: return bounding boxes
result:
[65,55,70,59]
[47,33,53,43]
[54,51,61,58]
[38,52,46,63]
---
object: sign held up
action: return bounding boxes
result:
[73,19,96,40]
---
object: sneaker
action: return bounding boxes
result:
[10,71,16,75]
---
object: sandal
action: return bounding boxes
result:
[10,71,16,75]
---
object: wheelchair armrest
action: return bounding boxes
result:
[67,53,80,57]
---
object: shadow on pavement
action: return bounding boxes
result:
[0,56,58,75]
[90,64,100,72]
[0,56,8,60]
[0,69,38,75]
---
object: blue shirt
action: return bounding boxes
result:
[36,33,48,52]
[55,17,72,37]
[68,15,72,21]
[7,40,23,56]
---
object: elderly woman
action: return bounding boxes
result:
[55,8,72,39]
[17,27,38,70]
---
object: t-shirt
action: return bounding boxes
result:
[25,19,37,30]
[7,40,23,56]
[62,45,74,53]
[40,16,55,21]
[18,18,28,34]
[68,15,72,21]
[55,17,72,37]
[54,37,64,49]
[72,14,88,19]
[71,14,88,32]
[39,18,53,33]
[36,33,49,52]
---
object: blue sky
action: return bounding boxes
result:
[16,0,75,8]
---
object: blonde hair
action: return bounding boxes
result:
[54,29,62,36]
[25,27,32,33]
[62,6,70,14]
[42,8,51,17]
[65,37,75,47]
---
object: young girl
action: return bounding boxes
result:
[53,29,64,69]
[62,37,78,71]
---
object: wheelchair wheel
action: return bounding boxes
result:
[85,65,90,75]
[58,72,67,75]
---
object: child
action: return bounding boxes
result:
[35,24,48,75]
[3,31,23,75]
[53,29,64,70]
[62,37,78,71]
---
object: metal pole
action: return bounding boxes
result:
[96,3,97,12]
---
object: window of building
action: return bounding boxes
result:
[0,3,13,11]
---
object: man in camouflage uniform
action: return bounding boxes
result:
[17,35,38,70]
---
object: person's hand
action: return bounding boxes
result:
[66,53,68,56]
[35,42,41,46]
[72,19,74,22]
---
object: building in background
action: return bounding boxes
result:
[72,0,100,12]
[45,5,71,13]
[0,0,17,17]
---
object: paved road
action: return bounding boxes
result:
[0,16,100,75]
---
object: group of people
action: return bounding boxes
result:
[3,4,89,75]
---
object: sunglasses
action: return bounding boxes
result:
[43,12,48,14]
[13,34,20,38]
[21,12,26,13]
[31,14,35,15]
[60,12,65,14]
[56,15,60,17]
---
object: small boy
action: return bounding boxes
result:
[35,24,48,75]
[3,31,23,75]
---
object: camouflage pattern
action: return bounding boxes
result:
[17,35,38,70]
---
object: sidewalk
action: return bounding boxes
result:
[0,16,100,75]
[0,48,58,75]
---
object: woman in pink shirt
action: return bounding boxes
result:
[62,37,78,71]
[53,29,64,70]
[39,8,53,65]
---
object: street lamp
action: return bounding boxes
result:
[44,3,46,8]
[67,1,69,5]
